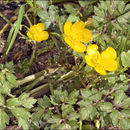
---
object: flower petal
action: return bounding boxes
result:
[103,60,118,71]
[72,21,85,31]
[101,47,117,60]
[64,21,72,35]
[41,31,49,41]
[87,44,98,56]
[64,36,86,52]
[82,29,92,43]
[73,42,86,52]
[27,31,33,40]
[36,23,45,31]
[94,66,107,75]
[85,55,94,67]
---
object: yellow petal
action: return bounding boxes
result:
[64,21,72,35]
[87,44,98,56]
[72,21,85,31]
[64,36,72,46]
[30,25,37,32]
[85,55,94,67]
[101,47,117,60]
[94,66,107,75]
[27,31,33,39]
[82,29,92,43]
[103,60,118,71]
[72,42,86,52]
[64,36,86,52]
[36,23,45,31]
[41,31,49,41]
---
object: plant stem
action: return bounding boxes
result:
[79,120,82,130]
[78,74,87,88]
[33,0,36,24]
[0,16,17,37]
[29,44,37,67]
[49,81,54,96]
[24,14,32,27]
[17,70,46,85]
[30,70,76,96]
[0,12,28,40]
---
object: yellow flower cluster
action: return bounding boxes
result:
[27,23,49,42]
[85,44,118,75]
[64,21,92,52]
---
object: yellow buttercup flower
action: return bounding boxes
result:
[85,44,118,75]
[27,23,49,42]
[64,21,92,52]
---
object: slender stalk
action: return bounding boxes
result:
[0,12,28,40]
[0,16,17,37]
[17,70,46,85]
[79,120,82,130]
[29,45,36,67]
[30,70,76,96]
[24,14,32,27]
[33,0,36,24]
[78,75,87,88]
[49,82,54,96]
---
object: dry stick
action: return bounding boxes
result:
[17,67,61,86]
[0,16,17,37]
[0,12,28,40]
[30,70,76,97]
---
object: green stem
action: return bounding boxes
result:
[17,70,46,85]
[24,14,32,27]
[33,0,36,24]
[29,44,37,66]
[30,70,76,96]
[0,12,29,40]
[79,120,82,130]
[49,82,54,96]
[78,75,87,88]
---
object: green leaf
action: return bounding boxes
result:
[77,99,92,107]
[36,0,49,10]
[114,90,126,105]
[38,95,51,107]
[63,4,77,14]
[67,14,80,22]
[110,110,119,126]
[6,5,24,56]
[66,90,79,104]
[80,89,91,99]
[22,97,37,109]
[11,107,31,120]
[7,98,21,107]
[37,9,49,20]
[79,107,92,120]
[61,104,74,118]
[48,116,61,124]
[68,112,79,121]
[19,93,29,100]
[121,51,130,67]
[49,5,58,23]
[0,72,5,84]
[6,72,17,86]
[2,81,11,94]
[121,109,130,118]
[121,98,130,108]
[0,110,9,129]
[120,118,130,129]
[0,94,5,105]
[18,117,29,130]
[100,102,113,112]
[118,1,125,13]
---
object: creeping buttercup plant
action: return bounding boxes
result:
[0,0,130,129]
